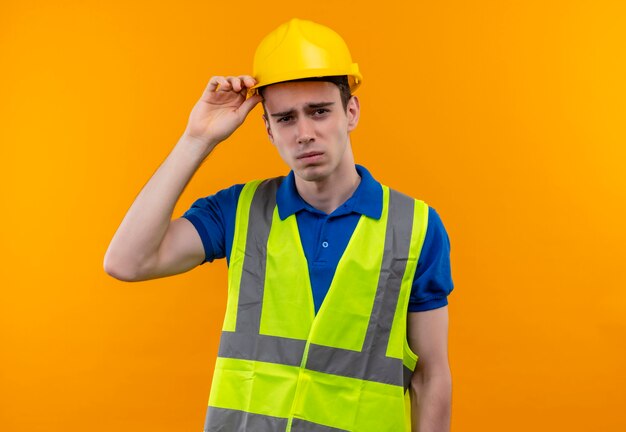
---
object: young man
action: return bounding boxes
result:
[104,18,453,432]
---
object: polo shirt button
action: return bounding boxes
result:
[322,241,329,248]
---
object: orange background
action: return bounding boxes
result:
[1,1,625,431]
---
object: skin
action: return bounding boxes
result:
[408,307,452,432]
[104,75,451,431]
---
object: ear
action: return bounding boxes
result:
[346,95,360,132]
[263,113,275,145]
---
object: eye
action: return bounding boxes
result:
[277,115,293,123]
[313,109,329,116]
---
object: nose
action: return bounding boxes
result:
[296,118,315,145]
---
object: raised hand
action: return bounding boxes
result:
[183,75,263,149]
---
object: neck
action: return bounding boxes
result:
[294,162,361,215]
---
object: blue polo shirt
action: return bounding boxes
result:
[182,165,453,313]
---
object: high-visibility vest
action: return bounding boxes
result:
[204,177,429,432]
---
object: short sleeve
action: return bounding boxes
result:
[408,206,454,312]
[180,184,244,264]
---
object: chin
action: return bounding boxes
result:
[294,165,329,182]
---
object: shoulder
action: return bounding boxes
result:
[426,206,450,240]
[382,185,446,228]
[183,176,286,221]
[383,185,431,223]
[179,179,278,263]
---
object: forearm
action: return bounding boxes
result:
[410,370,452,432]
[104,135,215,279]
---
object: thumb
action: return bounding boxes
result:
[237,94,263,119]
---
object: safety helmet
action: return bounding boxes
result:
[250,18,362,94]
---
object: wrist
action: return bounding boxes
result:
[177,134,219,162]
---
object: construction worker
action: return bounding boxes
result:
[104,18,453,432]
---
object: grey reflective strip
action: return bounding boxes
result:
[292,418,349,432]
[205,407,287,432]
[306,189,415,387]
[306,344,405,386]
[218,331,306,366]
[235,178,281,334]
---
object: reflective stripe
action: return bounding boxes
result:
[305,344,404,386]
[204,407,287,432]
[218,331,306,367]
[235,177,282,334]
[305,189,415,387]
[291,418,349,432]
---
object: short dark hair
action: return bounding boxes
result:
[258,75,352,116]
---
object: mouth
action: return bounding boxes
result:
[297,151,324,161]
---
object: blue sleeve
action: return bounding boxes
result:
[408,206,454,312]
[180,184,244,265]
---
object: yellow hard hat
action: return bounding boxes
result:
[251,18,362,94]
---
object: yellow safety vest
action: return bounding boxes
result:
[204,177,429,432]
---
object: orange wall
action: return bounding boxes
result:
[1,1,625,431]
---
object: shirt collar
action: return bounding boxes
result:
[276,164,383,220]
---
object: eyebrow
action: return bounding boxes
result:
[269,102,335,117]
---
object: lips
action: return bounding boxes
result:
[297,151,324,160]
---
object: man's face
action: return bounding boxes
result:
[262,81,360,182]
